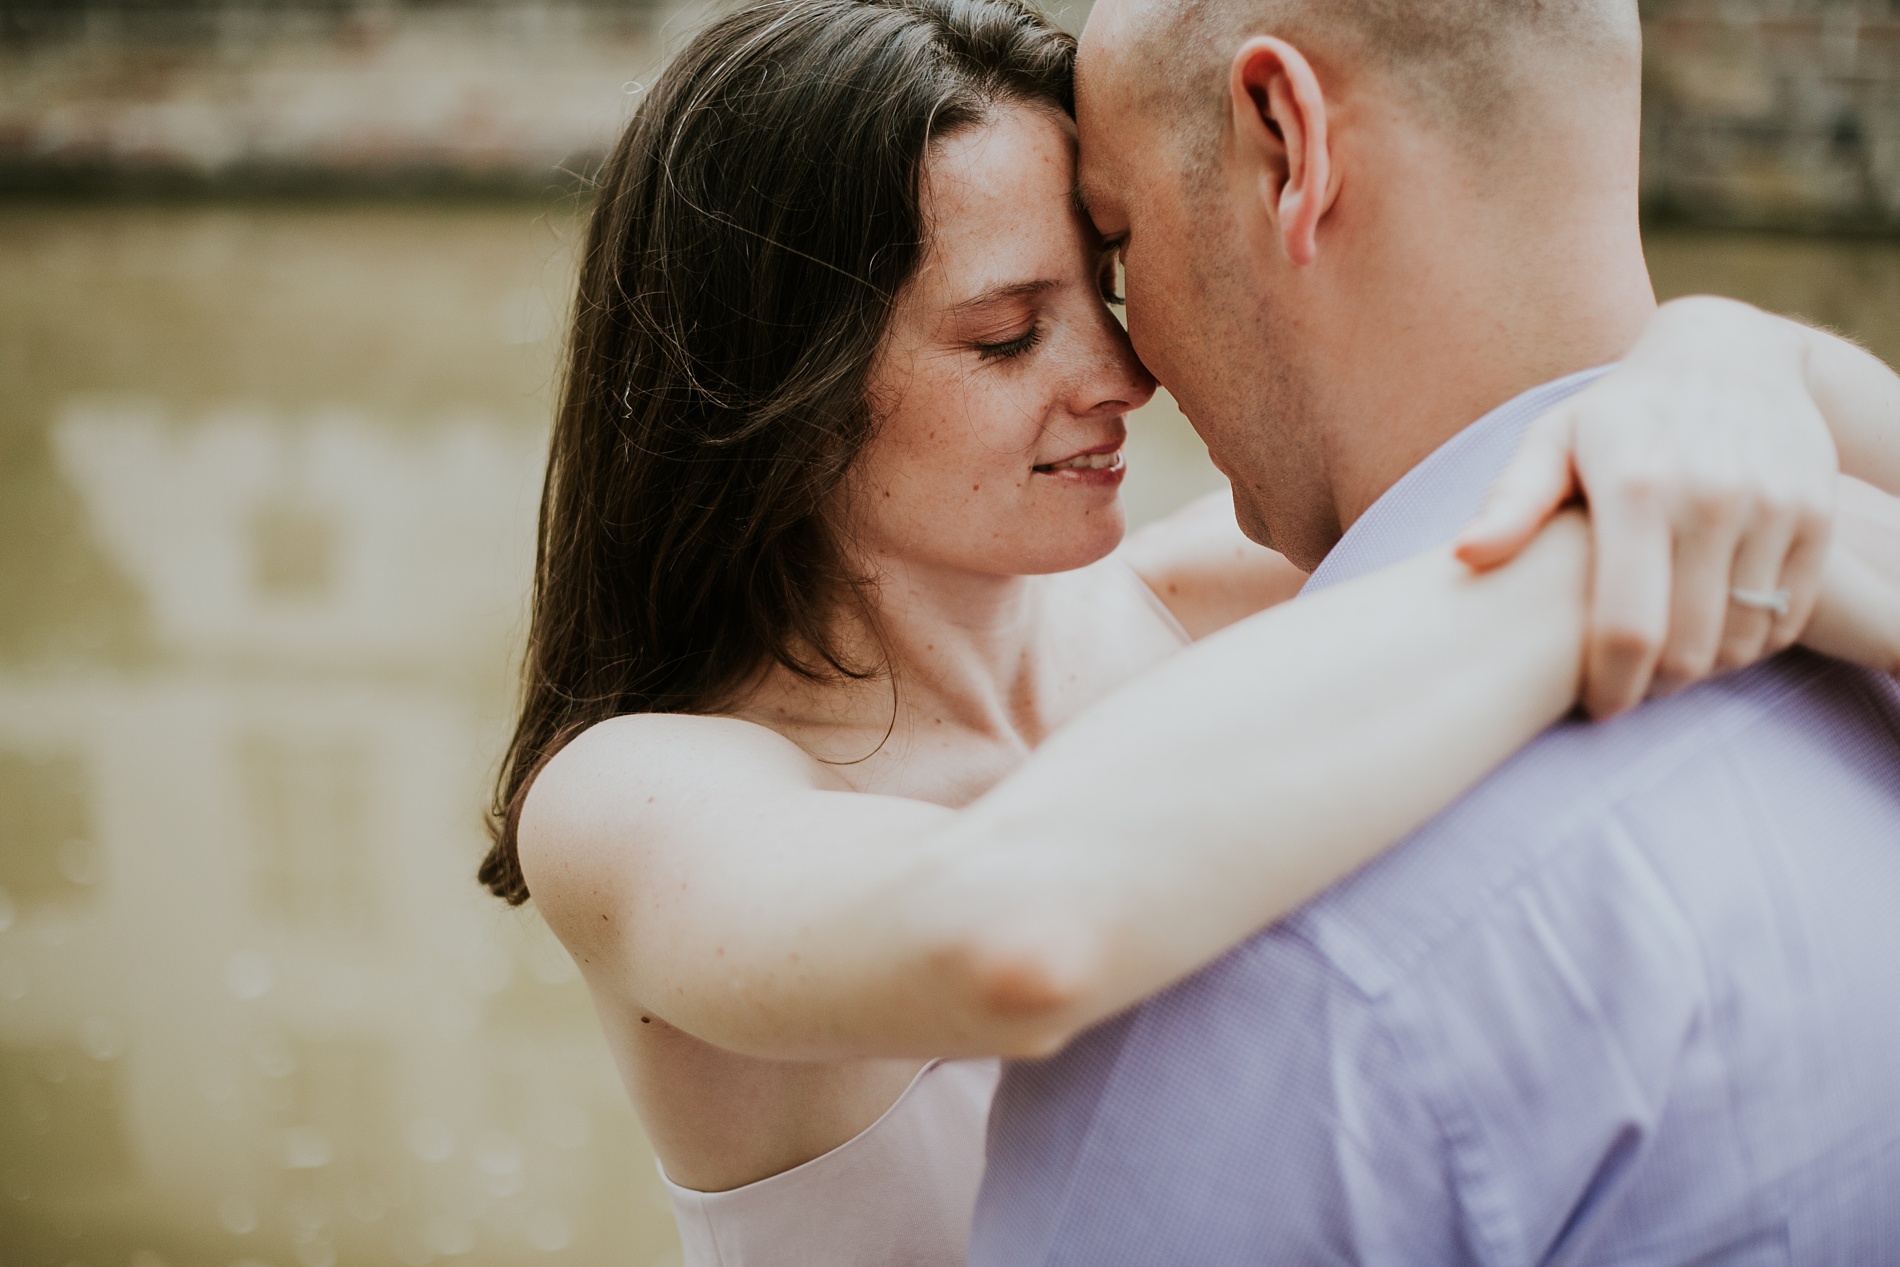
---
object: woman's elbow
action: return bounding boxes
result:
[942,914,1107,1058]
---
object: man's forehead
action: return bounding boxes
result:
[1070,73,1143,205]
[1070,131,1121,222]
[1078,0,1146,58]
[1082,0,1161,115]
[1074,0,1160,144]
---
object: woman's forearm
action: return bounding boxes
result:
[1804,476,1900,677]
[885,516,1591,1056]
[594,521,1588,1063]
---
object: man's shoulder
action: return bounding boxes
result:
[1282,650,1900,999]
[976,655,1900,1267]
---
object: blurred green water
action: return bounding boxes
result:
[0,204,677,1267]
[0,204,1895,1267]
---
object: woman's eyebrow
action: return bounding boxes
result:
[948,279,1060,314]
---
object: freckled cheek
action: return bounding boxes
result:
[924,418,1041,492]
[871,437,996,529]
[875,376,1051,509]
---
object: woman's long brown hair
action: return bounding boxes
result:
[481,0,1077,903]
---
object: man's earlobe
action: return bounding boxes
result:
[1229,37,1331,267]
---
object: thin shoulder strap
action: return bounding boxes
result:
[1115,555,1194,646]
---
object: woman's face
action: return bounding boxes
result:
[847,103,1156,578]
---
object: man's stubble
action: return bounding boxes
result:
[1167,204,1341,571]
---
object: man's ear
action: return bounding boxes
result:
[1228,37,1332,267]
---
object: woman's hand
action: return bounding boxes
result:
[1457,297,1843,718]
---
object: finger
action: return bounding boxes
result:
[1651,494,1747,695]
[1456,411,1578,571]
[1715,513,1796,671]
[1766,499,1834,654]
[1584,497,1674,719]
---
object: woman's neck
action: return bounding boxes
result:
[742,553,1062,763]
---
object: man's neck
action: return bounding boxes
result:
[1323,292,1654,537]
[1306,99,1658,545]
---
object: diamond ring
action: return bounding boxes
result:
[1730,586,1792,618]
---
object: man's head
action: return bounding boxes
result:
[1075,0,1654,568]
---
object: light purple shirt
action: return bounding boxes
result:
[974,375,1900,1266]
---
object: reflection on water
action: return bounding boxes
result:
[0,205,669,1267]
[0,204,1896,1266]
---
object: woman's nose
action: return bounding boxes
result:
[1078,345,1157,417]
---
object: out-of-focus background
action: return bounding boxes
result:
[1,1,1897,1265]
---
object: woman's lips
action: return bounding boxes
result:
[1033,448,1126,484]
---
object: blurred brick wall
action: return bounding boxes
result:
[1643,0,1900,229]
[0,0,679,195]
[5,0,1900,228]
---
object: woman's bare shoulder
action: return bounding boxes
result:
[544,711,834,789]
[518,713,837,897]
[1117,490,1308,639]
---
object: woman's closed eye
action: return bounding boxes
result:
[974,324,1044,361]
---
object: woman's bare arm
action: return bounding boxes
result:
[525,469,1900,1069]
[1806,476,1900,677]
[1797,323,1900,495]
[522,517,1590,1063]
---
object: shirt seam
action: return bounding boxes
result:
[1386,809,1701,1267]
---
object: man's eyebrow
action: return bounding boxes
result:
[1071,182,1092,219]
[947,279,1060,314]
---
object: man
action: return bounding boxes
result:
[971,0,1900,1261]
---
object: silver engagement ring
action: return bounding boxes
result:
[1730,587,1792,618]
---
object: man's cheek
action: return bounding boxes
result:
[1124,278,1178,349]
[1123,316,1169,390]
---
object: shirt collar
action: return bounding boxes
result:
[1299,366,1613,596]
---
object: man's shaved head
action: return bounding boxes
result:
[1072,0,1652,564]
[1093,0,1639,162]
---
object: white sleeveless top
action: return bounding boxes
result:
[660,1058,1002,1267]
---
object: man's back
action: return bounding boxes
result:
[974,652,1900,1265]
[972,382,1900,1267]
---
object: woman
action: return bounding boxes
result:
[480,1,1900,1262]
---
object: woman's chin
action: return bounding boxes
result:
[876,500,1128,578]
[1004,510,1127,576]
